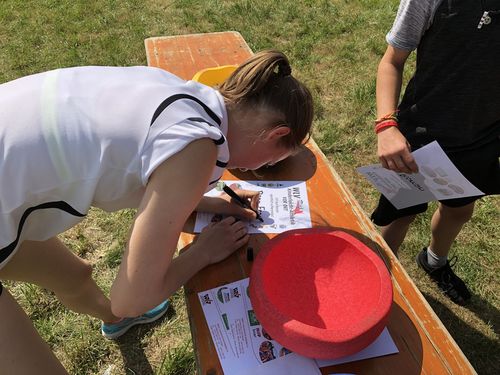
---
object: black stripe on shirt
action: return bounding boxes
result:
[187,117,217,127]
[0,201,86,264]
[186,117,228,166]
[151,94,221,126]
[213,135,225,145]
[209,177,221,186]
[186,117,226,145]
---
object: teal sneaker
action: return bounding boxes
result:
[101,300,170,339]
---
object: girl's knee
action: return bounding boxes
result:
[57,259,94,296]
[73,258,94,285]
[78,259,94,280]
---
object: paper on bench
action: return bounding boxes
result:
[198,278,398,375]
[195,180,312,233]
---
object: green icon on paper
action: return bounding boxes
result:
[221,313,229,330]
[217,287,230,303]
[247,310,260,326]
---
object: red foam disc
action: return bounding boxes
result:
[249,228,393,359]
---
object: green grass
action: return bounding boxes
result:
[1,0,498,374]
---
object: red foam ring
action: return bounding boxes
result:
[249,228,393,359]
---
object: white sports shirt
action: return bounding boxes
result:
[0,66,229,268]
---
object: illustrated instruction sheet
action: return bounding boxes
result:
[198,278,304,374]
[194,180,312,234]
[357,141,484,209]
[198,278,399,375]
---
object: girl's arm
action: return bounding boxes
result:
[376,45,418,174]
[110,138,249,317]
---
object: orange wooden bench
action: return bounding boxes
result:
[145,31,476,375]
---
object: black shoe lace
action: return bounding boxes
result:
[436,256,469,303]
[448,255,458,269]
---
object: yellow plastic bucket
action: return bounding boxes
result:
[191,65,238,87]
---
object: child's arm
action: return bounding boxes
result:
[376,45,419,174]
[110,138,249,317]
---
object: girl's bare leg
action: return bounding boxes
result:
[0,237,119,322]
[0,286,68,375]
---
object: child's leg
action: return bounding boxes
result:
[380,214,417,254]
[371,195,427,254]
[0,237,118,322]
[414,202,475,305]
[0,285,68,374]
[429,202,475,257]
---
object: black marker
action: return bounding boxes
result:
[247,247,254,262]
[222,184,264,222]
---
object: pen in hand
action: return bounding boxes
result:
[222,184,264,222]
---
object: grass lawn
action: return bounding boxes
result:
[1,1,498,374]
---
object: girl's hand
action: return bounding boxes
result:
[193,217,249,265]
[197,185,261,221]
[377,127,419,174]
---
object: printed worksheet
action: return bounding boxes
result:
[194,180,312,233]
[198,278,301,375]
[198,278,399,375]
[357,141,484,209]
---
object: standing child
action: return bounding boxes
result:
[371,0,500,305]
[0,49,314,374]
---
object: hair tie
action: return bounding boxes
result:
[278,62,292,77]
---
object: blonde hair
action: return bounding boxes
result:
[219,50,313,149]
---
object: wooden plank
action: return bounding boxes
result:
[145,32,476,375]
[145,31,252,81]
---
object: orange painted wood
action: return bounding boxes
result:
[145,32,476,375]
[145,32,252,82]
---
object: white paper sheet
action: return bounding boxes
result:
[357,141,484,209]
[194,180,312,233]
[198,278,399,375]
[315,328,398,367]
[236,353,322,375]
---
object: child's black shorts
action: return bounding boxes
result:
[371,136,500,226]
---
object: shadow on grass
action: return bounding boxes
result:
[422,292,500,375]
[115,305,175,375]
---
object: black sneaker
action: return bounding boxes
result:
[416,248,471,305]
